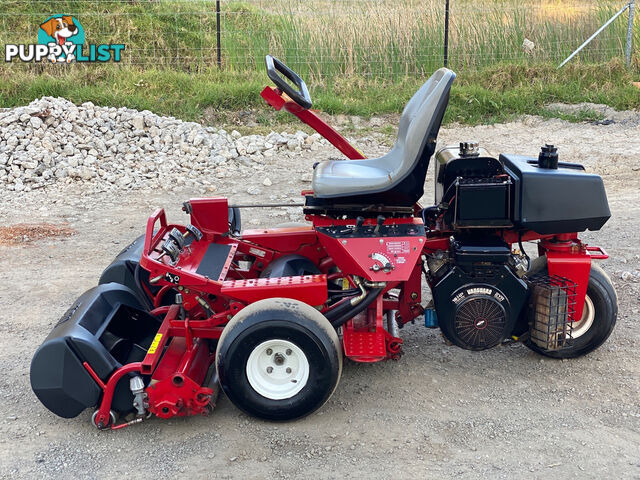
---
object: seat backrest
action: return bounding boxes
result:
[390,68,456,180]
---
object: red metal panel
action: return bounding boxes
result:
[546,251,591,321]
[146,338,215,419]
[342,295,400,362]
[317,232,424,282]
[240,228,318,253]
[189,197,229,236]
[342,313,387,363]
[221,274,328,305]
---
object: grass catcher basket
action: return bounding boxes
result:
[527,275,576,351]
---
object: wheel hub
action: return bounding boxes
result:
[572,294,595,339]
[246,339,309,400]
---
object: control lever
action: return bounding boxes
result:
[355,216,365,232]
[374,215,385,235]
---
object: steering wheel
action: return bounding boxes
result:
[265,55,312,110]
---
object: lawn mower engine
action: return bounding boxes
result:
[427,142,528,350]
[428,238,528,350]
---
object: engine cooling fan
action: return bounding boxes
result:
[453,295,507,350]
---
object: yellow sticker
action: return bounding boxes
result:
[148,333,163,355]
[342,278,350,290]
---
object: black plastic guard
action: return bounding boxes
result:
[30,283,157,418]
[99,234,148,304]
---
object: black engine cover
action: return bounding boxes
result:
[432,240,528,350]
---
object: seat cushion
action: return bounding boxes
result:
[312,159,393,197]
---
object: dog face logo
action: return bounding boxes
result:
[40,16,81,46]
[37,15,85,63]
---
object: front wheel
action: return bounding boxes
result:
[216,298,342,420]
[526,257,618,359]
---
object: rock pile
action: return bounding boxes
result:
[0,97,325,193]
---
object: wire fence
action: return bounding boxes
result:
[2,0,638,78]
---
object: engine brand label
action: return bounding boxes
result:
[452,287,506,305]
[147,333,163,354]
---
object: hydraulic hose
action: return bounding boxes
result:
[329,288,383,329]
[324,296,359,323]
[134,263,155,311]
[325,277,369,323]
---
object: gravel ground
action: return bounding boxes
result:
[0,103,639,479]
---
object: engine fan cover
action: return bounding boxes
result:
[452,293,507,350]
[433,276,523,351]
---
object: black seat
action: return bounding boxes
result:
[310,68,456,208]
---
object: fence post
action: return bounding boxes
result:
[444,0,450,67]
[627,0,636,67]
[216,0,222,68]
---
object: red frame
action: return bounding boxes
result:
[85,84,608,428]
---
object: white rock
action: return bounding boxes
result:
[131,115,145,130]
[30,116,43,129]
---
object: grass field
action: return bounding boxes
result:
[0,0,638,125]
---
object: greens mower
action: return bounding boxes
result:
[31,56,617,430]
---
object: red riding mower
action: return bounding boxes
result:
[31,56,617,430]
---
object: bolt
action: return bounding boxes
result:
[285,349,292,356]
[266,348,273,355]
[267,366,273,374]
[286,367,292,374]
[274,353,285,365]
[411,292,418,300]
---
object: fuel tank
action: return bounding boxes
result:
[500,153,610,234]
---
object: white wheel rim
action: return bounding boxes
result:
[246,339,310,400]
[572,295,595,339]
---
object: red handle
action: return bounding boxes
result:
[585,246,608,259]
[144,209,168,255]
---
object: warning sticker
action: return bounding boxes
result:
[249,247,266,258]
[147,333,163,355]
[386,241,410,254]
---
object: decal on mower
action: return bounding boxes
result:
[249,247,266,258]
[386,241,410,254]
[452,287,506,305]
[164,272,181,284]
[147,333,163,355]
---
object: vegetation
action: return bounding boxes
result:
[0,0,638,126]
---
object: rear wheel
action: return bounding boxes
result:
[526,256,617,358]
[216,298,342,420]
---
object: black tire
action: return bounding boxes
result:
[525,256,617,359]
[216,298,342,421]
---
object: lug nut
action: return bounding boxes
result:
[285,349,292,356]
[266,366,273,374]
[266,348,273,355]
[286,367,292,374]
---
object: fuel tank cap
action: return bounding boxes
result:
[459,141,480,157]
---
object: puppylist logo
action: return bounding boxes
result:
[5,15,125,63]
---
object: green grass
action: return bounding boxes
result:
[1,60,638,127]
[1,1,638,126]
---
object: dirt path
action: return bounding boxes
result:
[0,115,639,479]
